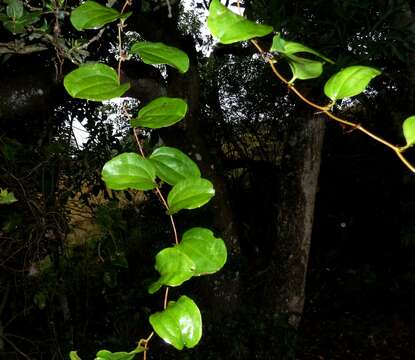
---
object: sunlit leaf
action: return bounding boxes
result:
[324,65,381,101]
[149,146,201,185]
[64,63,130,101]
[95,344,145,360]
[402,116,415,147]
[70,0,121,31]
[130,41,189,73]
[131,97,187,129]
[167,178,215,214]
[149,295,202,350]
[0,188,18,205]
[271,33,333,63]
[102,153,157,191]
[148,247,195,294]
[207,0,273,44]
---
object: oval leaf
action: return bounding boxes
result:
[402,116,415,147]
[179,227,227,275]
[6,0,23,19]
[167,178,215,214]
[130,41,189,73]
[207,0,273,44]
[70,1,121,31]
[148,247,195,294]
[271,33,334,63]
[64,63,130,101]
[102,153,157,191]
[149,295,202,350]
[287,55,323,81]
[324,65,381,101]
[149,146,201,185]
[95,344,145,360]
[131,97,187,129]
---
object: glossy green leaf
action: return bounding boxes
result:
[130,42,189,73]
[149,227,226,293]
[402,116,415,146]
[0,188,18,205]
[69,351,82,360]
[64,63,130,101]
[179,227,227,276]
[95,344,145,360]
[70,1,121,31]
[149,146,201,185]
[131,97,187,129]
[324,65,381,101]
[6,0,23,18]
[287,55,323,81]
[149,295,202,350]
[167,178,215,214]
[148,248,195,294]
[271,33,333,63]
[101,153,157,191]
[207,0,273,44]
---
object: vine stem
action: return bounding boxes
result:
[249,38,415,173]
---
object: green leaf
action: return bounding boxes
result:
[324,65,381,101]
[0,188,18,205]
[70,0,121,31]
[148,247,195,294]
[149,146,201,185]
[271,33,334,63]
[287,55,323,81]
[101,153,157,191]
[149,295,202,350]
[179,228,227,276]
[207,0,273,44]
[131,97,187,129]
[69,351,82,360]
[6,0,23,18]
[402,116,415,147]
[167,178,215,214]
[64,63,130,101]
[130,41,189,74]
[149,227,226,293]
[95,344,145,360]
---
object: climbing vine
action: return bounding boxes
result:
[1,0,415,359]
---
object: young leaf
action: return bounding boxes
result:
[70,1,121,31]
[130,41,189,73]
[167,178,215,214]
[131,97,187,129]
[149,296,202,350]
[0,188,18,205]
[324,65,381,101]
[179,227,227,276]
[287,55,323,81]
[402,116,415,147]
[69,351,82,360]
[149,146,201,185]
[101,153,157,191]
[271,33,334,63]
[148,247,195,294]
[64,63,130,101]
[95,344,145,360]
[207,0,273,44]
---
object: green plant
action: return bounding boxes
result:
[60,1,227,359]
